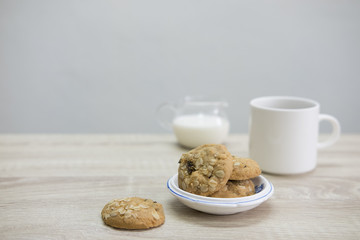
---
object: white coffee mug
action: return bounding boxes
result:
[249,96,341,174]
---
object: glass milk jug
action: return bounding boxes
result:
[157,96,230,148]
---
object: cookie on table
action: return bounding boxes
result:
[178,144,234,196]
[229,156,261,180]
[210,179,255,198]
[101,197,165,230]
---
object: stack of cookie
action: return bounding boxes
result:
[178,144,261,198]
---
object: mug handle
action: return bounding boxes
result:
[156,102,176,131]
[317,114,341,149]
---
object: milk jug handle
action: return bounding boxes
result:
[156,102,176,131]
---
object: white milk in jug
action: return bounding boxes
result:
[172,114,229,148]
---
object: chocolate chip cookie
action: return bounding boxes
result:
[178,144,233,196]
[210,179,255,198]
[230,156,261,180]
[101,197,165,230]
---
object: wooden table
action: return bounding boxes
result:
[0,134,359,239]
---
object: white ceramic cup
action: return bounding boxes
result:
[249,96,341,174]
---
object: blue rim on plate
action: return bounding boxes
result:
[167,174,274,206]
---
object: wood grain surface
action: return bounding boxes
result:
[0,134,359,239]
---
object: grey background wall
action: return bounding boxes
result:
[1,0,359,133]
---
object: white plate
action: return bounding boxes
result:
[167,174,274,215]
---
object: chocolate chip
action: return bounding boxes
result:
[186,161,196,174]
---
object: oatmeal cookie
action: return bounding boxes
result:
[210,179,255,198]
[230,156,261,180]
[101,197,165,230]
[178,144,233,196]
